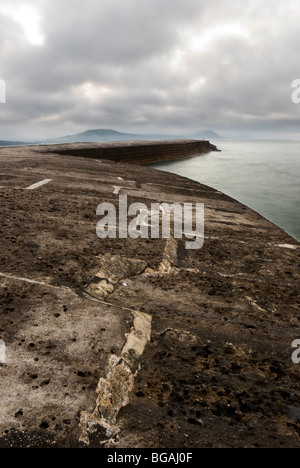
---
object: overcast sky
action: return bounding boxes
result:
[0,0,300,140]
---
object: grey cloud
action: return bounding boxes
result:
[1,0,300,140]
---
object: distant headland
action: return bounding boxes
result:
[0,128,221,147]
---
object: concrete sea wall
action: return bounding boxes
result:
[42,139,213,164]
[0,142,299,448]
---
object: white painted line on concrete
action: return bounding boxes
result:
[275,244,299,250]
[25,179,52,190]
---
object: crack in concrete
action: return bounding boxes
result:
[79,309,152,446]
[79,254,152,445]
[0,272,71,291]
[78,243,195,445]
[84,254,147,301]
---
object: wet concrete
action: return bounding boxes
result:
[0,143,299,448]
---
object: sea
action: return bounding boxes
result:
[151,139,300,242]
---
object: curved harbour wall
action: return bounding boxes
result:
[0,142,299,448]
[42,139,213,164]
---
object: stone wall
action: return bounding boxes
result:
[44,139,212,164]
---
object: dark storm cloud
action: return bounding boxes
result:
[0,0,300,140]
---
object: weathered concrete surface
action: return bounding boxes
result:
[0,143,299,448]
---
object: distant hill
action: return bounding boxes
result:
[40,129,138,144]
[192,130,221,139]
[0,128,222,147]
[40,128,183,144]
[0,140,29,146]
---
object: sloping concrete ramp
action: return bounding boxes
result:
[0,143,299,448]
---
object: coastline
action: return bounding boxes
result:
[151,139,300,243]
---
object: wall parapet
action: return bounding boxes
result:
[43,139,213,164]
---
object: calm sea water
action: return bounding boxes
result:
[152,140,300,242]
